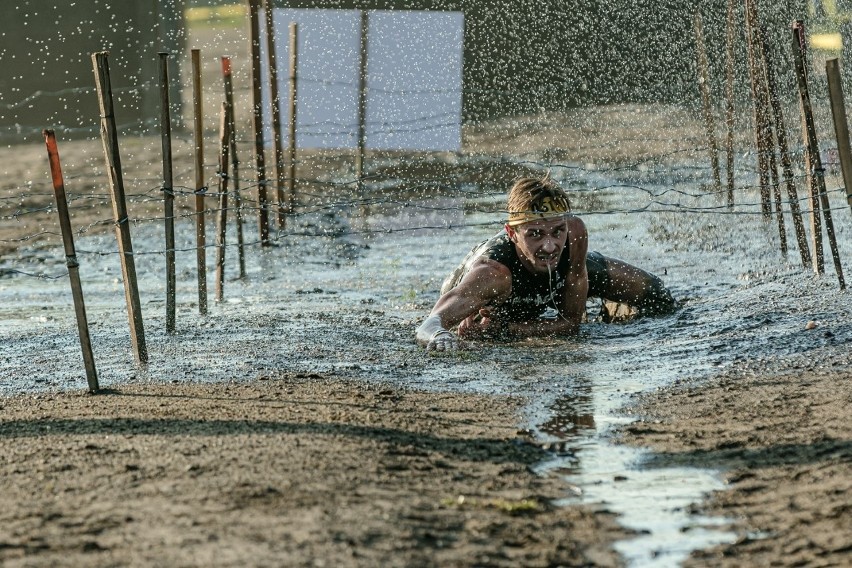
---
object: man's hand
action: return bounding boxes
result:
[415,315,459,351]
[458,307,504,339]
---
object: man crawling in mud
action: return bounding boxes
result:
[416,175,678,351]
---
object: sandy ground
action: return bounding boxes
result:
[0,375,627,568]
[618,360,852,567]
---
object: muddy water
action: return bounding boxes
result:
[2,170,851,565]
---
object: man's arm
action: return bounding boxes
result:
[415,260,511,351]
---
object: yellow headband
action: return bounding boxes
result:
[506,195,570,227]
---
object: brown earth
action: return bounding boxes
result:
[0,375,628,567]
[617,366,852,567]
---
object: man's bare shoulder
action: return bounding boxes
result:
[566,215,588,237]
[458,257,512,296]
[465,257,512,280]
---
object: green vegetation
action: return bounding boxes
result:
[441,495,543,515]
[185,3,245,27]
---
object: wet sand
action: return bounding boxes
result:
[0,375,627,567]
[618,363,852,566]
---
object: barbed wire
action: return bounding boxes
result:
[0,163,840,227]
[0,268,70,280]
[4,181,847,263]
[2,82,156,111]
[0,151,814,201]
[0,156,831,218]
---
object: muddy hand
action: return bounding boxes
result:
[416,315,458,351]
[427,329,458,351]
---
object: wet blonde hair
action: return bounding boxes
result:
[506,174,571,226]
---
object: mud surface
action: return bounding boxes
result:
[0,377,627,567]
[618,360,852,567]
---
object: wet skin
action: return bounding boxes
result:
[416,215,589,351]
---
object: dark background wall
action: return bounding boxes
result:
[274,0,807,121]
[0,0,185,143]
[1,0,809,143]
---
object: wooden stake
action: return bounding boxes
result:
[743,4,772,220]
[826,58,852,214]
[791,21,826,274]
[287,22,299,217]
[694,13,723,199]
[264,0,286,231]
[158,52,177,334]
[247,0,270,245]
[356,10,369,196]
[191,48,208,315]
[746,7,788,256]
[91,52,148,366]
[753,15,810,268]
[724,0,736,208]
[216,103,231,303]
[222,56,246,279]
[44,129,99,392]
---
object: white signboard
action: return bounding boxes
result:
[259,9,463,151]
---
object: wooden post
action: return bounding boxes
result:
[43,129,99,392]
[264,0,286,231]
[247,0,270,245]
[215,103,231,302]
[745,0,792,257]
[821,60,849,289]
[356,10,369,196]
[753,15,810,268]
[287,22,298,217]
[158,52,177,334]
[724,0,736,208]
[792,21,826,275]
[191,48,208,315]
[694,13,723,199]
[826,58,852,213]
[222,56,246,279]
[746,7,787,256]
[743,4,772,220]
[91,52,148,366]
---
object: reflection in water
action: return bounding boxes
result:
[528,354,735,568]
[538,387,596,440]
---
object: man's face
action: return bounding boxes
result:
[506,217,569,275]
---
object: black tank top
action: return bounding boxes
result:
[440,231,572,322]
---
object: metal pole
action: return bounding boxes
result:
[745,4,787,256]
